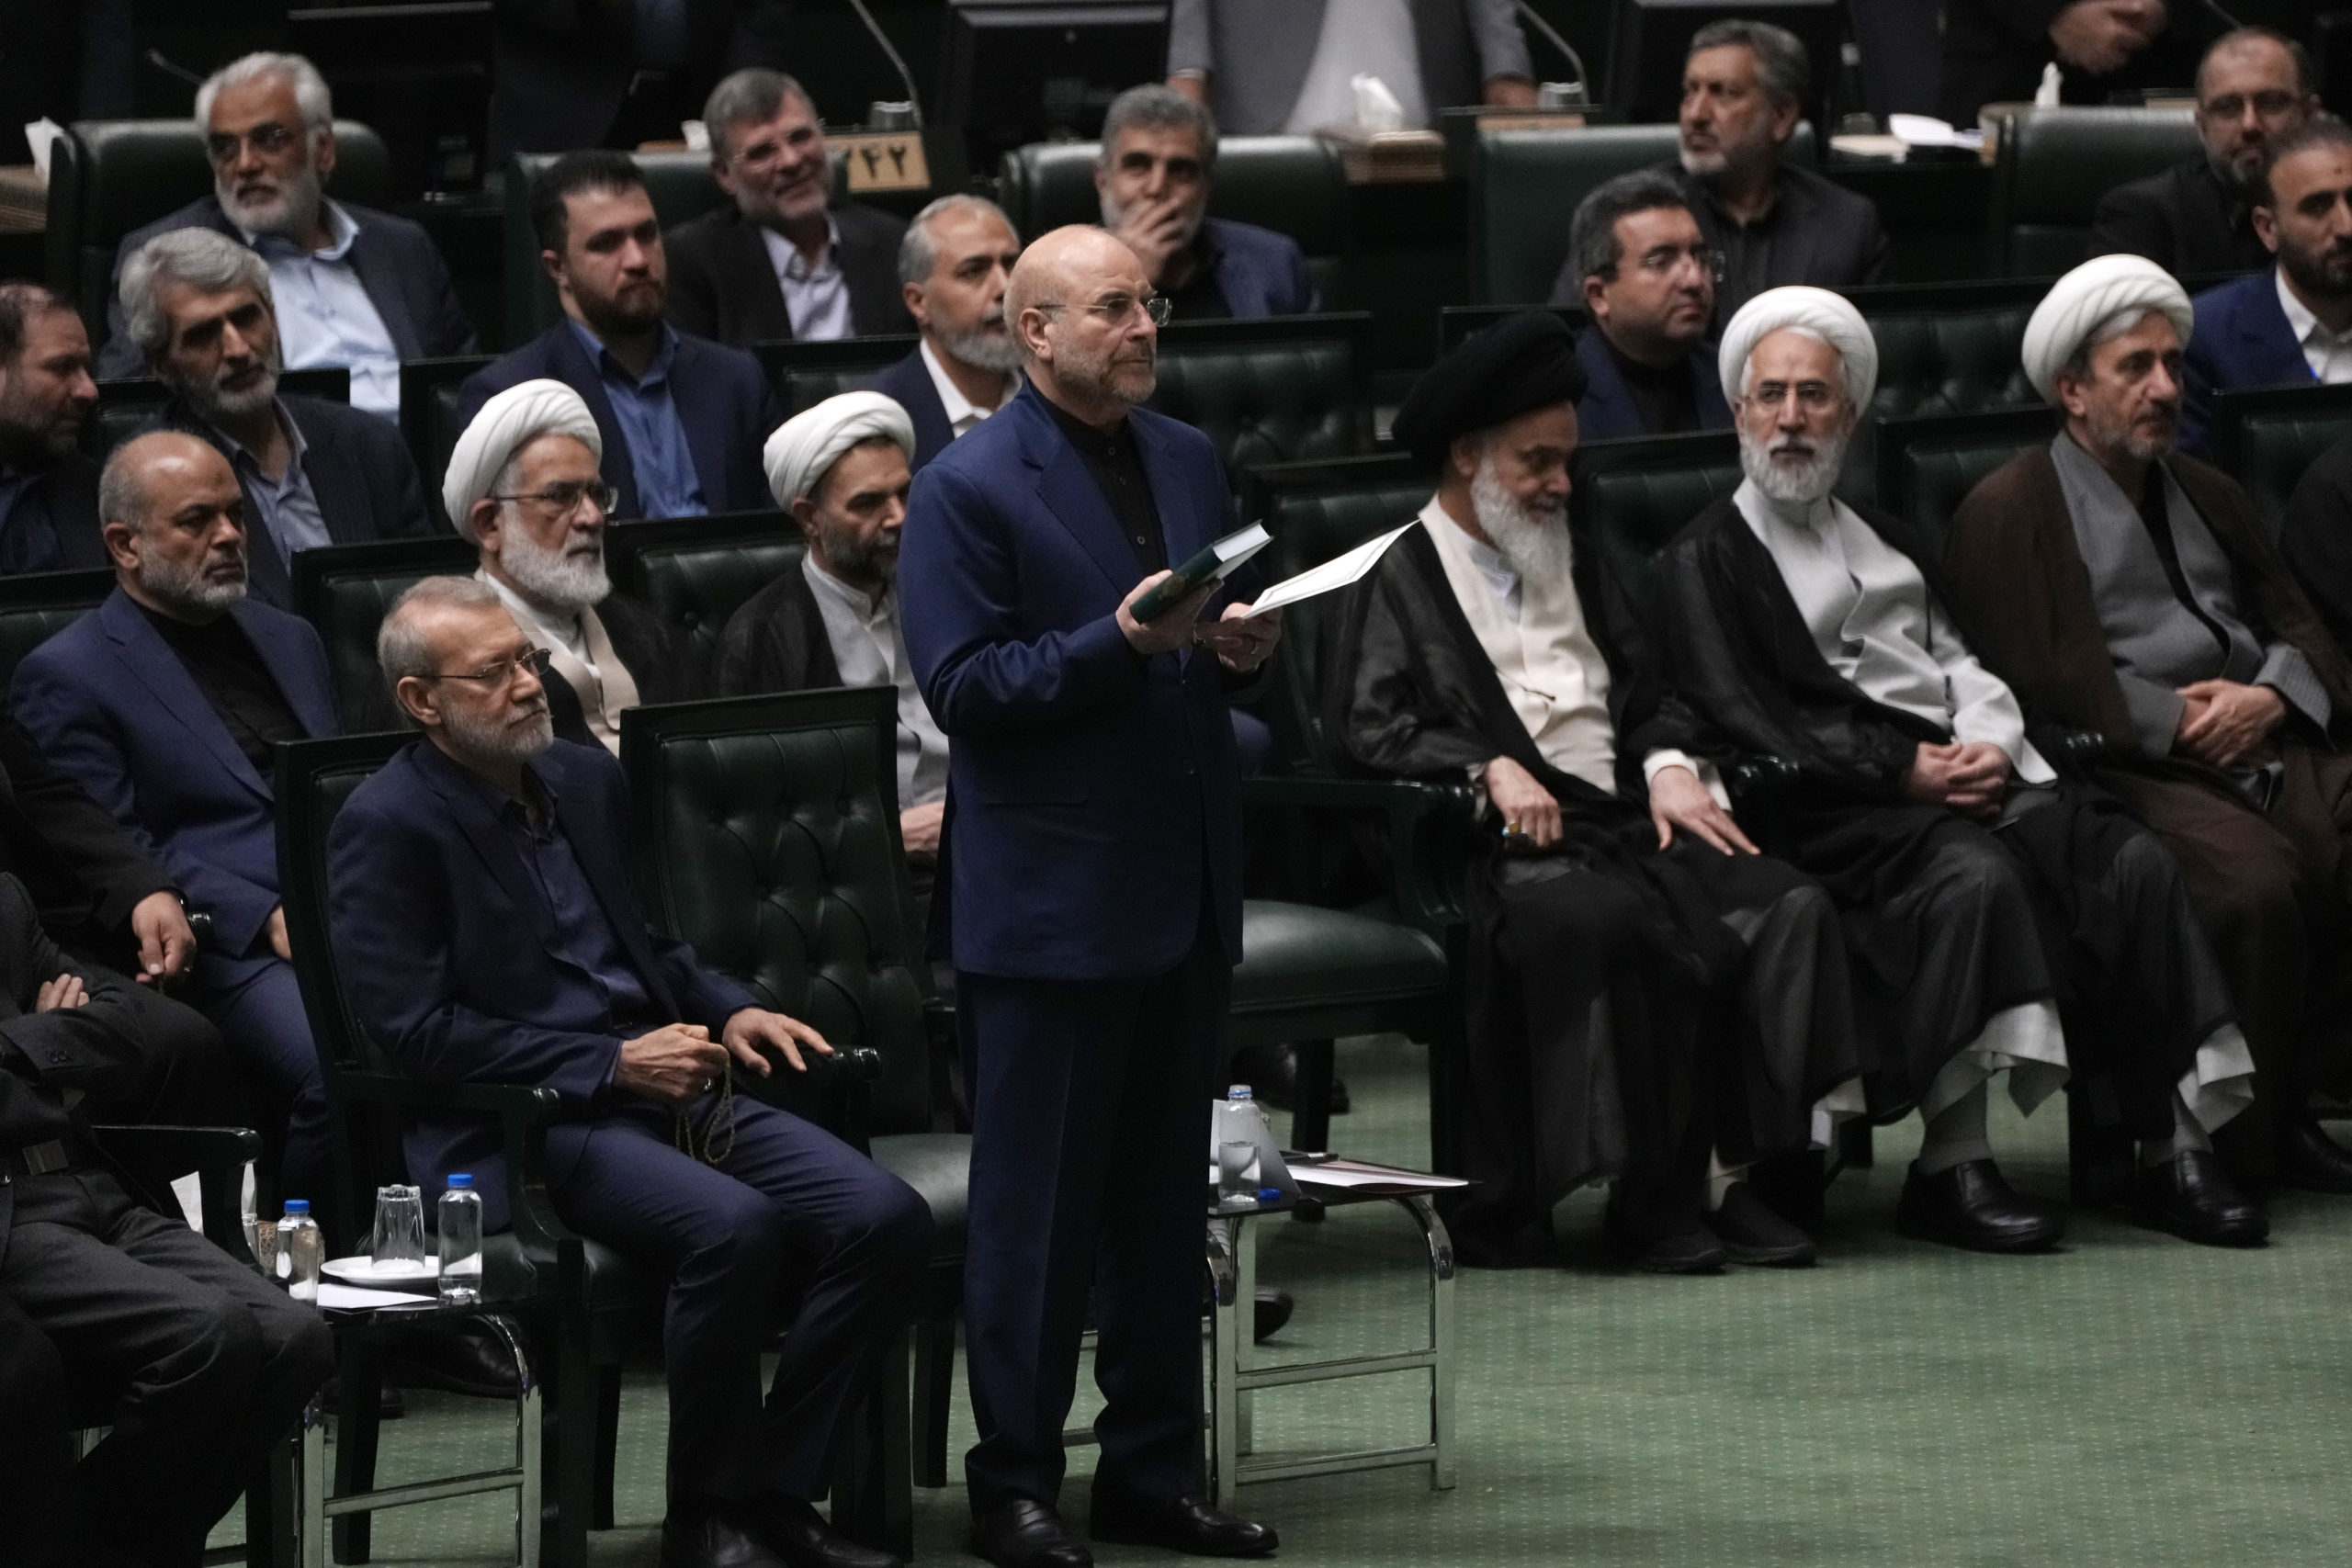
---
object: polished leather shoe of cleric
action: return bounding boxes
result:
[2132,1149,2268,1247]
[1896,1159,2063,1253]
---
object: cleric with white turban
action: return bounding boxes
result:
[2019,254,2193,404]
[763,392,917,511]
[1717,285,1880,412]
[441,378,602,541]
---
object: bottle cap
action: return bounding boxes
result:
[1227,1085,1252,1099]
[1257,1187,1282,1204]
[283,1199,310,1213]
[447,1173,473,1189]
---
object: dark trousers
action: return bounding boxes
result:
[957,931,1227,1513]
[549,1096,931,1503]
[0,1168,334,1568]
[0,1290,73,1568]
[191,956,331,1200]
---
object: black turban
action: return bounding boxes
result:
[1390,310,1588,466]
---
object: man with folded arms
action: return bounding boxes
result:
[1328,310,1865,1273]
[1660,287,2261,1248]
[1945,254,2352,1195]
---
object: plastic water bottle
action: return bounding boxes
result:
[438,1175,482,1305]
[1216,1086,1262,1205]
[278,1199,322,1304]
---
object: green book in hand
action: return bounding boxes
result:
[1128,523,1272,624]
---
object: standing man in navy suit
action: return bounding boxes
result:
[2182,117,2352,457]
[874,196,1026,472]
[900,226,1283,1567]
[9,432,339,1194]
[458,152,785,522]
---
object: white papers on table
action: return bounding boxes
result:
[1241,523,1414,615]
[318,1282,438,1311]
[1290,1157,1470,1192]
[1886,114,1983,151]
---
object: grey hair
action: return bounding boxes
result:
[702,68,813,163]
[2058,306,2168,385]
[1098,85,1218,168]
[898,194,1016,288]
[1688,19,1812,111]
[378,576,508,706]
[1568,169,1692,283]
[119,229,274,359]
[96,443,154,533]
[195,52,334,141]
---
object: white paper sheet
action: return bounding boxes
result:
[1291,1158,1469,1191]
[1240,523,1415,615]
[318,1283,438,1311]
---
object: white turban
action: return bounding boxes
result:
[441,378,602,542]
[763,392,917,510]
[2020,254,2193,403]
[1717,286,1880,411]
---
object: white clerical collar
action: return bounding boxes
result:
[1419,496,1522,617]
[919,337,1018,427]
[2276,266,2352,354]
[1733,477,1839,540]
[236,197,359,260]
[802,549,893,625]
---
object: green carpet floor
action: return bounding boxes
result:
[265,1035,2352,1566]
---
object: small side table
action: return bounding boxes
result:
[1204,1187,1457,1507]
[302,1298,541,1567]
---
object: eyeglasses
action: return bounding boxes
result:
[2202,90,2301,119]
[418,649,550,691]
[490,479,616,517]
[205,123,304,164]
[1036,293,1173,328]
[1632,243,1727,284]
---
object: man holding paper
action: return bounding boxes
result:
[899,225,1281,1568]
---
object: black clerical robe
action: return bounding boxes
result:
[1660,492,2241,1139]
[1328,512,1864,1256]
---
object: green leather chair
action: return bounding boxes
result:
[1572,430,1744,618]
[86,365,349,462]
[47,118,394,338]
[1150,313,1376,470]
[1470,123,1817,306]
[2211,382,2352,538]
[756,336,919,416]
[0,569,117,692]
[1873,405,2059,560]
[1987,106,2202,277]
[289,535,481,733]
[398,354,498,530]
[602,509,803,684]
[995,135,1351,305]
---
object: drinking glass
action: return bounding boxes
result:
[371,1183,428,1273]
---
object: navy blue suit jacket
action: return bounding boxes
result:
[326,739,758,1224]
[455,323,785,520]
[97,195,478,380]
[1199,217,1319,318]
[9,590,337,981]
[873,347,958,471]
[899,384,1248,980]
[2182,269,2313,459]
[1572,328,1733,443]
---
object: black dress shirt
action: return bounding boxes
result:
[141,604,305,776]
[1166,232,1236,321]
[1672,163,1890,329]
[481,765,655,1032]
[1046,398,1169,573]
[2090,158,2271,280]
[1606,339,1702,435]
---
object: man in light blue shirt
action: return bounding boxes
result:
[563,317,706,521]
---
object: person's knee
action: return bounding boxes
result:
[171,1291,268,1393]
[263,1306,334,1398]
[869,1174,936,1270]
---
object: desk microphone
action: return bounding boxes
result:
[847,0,925,129]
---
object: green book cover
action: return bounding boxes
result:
[1128,522,1272,622]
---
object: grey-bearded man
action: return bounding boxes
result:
[1657,286,2263,1250]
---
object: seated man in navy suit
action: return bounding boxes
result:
[0,283,104,575]
[2183,116,2352,456]
[10,433,339,1194]
[1556,171,1733,443]
[458,151,786,521]
[121,228,437,609]
[97,52,476,416]
[332,574,928,1568]
[1094,85,1317,321]
[874,197,1025,471]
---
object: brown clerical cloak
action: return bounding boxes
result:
[1943,441,2352,1178]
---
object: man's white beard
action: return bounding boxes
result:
[499,524,610,615]
[1679,144,1729,178]
[1739,425,1850,505]
[440,694,555,768]
[220,161,325,241]
[138,544,247,615]
[175,343,283,425]
[1470,454,1574,583]
[939,312,1023,375]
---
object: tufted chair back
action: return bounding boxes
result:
[755,336,920,416]
[1148,314,1374,471]
[398,355,498,530]
[1873,405,2058,558]
[86,366,349,462]
[0,570,116,693]
[603,511,804,683]
[622,688,934,1134]
[1988,106,2201,277]
[291,536,484,733]
[2211,383,2352,539]
[1571,431,1744,629]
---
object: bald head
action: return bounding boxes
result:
[1009,225,1159,425]
[99,432,250,621]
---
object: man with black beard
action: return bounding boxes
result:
[2181,117,2352,457]
[444,378,702,755]
[874,197,1026,471]
[96,51,476,415]
[121,228,436,608]
[1658,288,2264,1250]
[0,283,104,573]
[1328,310,1866,1273]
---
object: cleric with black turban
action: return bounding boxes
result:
[1322,311,1869,1275]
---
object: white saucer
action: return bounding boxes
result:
[322,1256,440,1287]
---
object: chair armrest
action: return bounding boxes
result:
[89,1123,262,1257]
[2049,727,2106,768]
[1242,773,1476,938]
[1721,753,1800,800]
[922,997,967,1133]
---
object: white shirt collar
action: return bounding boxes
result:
[802,550,892,623]
[1419,498,1521,618]
[235,197,359,260]
[918,337,1017,430]
[2276,265,2352,350]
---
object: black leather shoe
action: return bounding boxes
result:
[1896,1159,2063,1253]
[1252,1287,1295,1344]
[1602,1203,1726,1273]
[1090,1487,1278,1558]
[662,1505,787,1568]
[1704,1184,1817,1267]
[2134,1150,2268,1247]
[1229,1043,1349,1115]
[970,1498,1091,1568]
[390,1319,524,1396]
[2277,1120,2352,1193]
[746,1496,903,1568]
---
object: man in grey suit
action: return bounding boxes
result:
[1167,0,1533,137]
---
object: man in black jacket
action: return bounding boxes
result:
[1939,0,2215,126]
[665,69,914,346]
[120,228,438,610]
[2091,28,2319,276]
[0,284,104,575]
